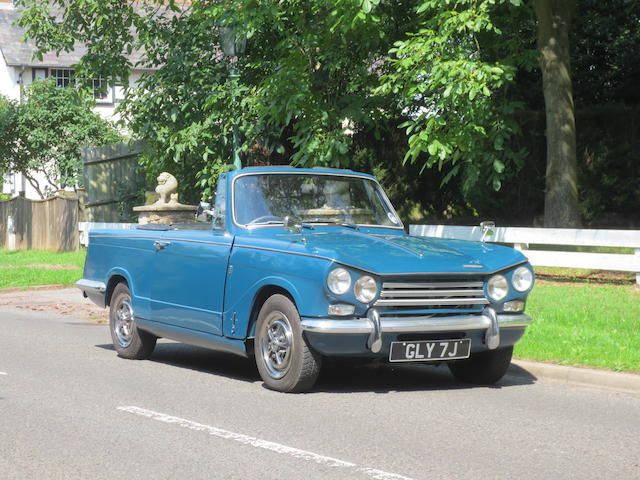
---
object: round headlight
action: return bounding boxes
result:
[327,267,351,295]
[512,266,533,292]
[487,274,508,301]
[354,276,377,303]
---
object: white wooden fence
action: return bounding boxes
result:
[78,222,137,247]
[410,224,640,285]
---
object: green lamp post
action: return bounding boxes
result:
[220,27,247,170]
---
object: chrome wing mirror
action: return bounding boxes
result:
[480,221,495,242]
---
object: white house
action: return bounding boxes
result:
[0,0,152,199]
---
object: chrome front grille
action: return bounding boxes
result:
[374,280,488,309]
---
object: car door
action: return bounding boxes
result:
[149,229,233,335]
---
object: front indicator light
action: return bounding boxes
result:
[354,275,377,303]
[328,304,355,316]
[503,300,525,312]
[487,274,508,301]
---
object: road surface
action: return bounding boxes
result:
[1,302,639,479]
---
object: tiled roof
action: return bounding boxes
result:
[0,8,148,68]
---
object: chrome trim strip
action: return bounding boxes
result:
[300,319,372,334]
[383,281,483,289]
[230,170,405,230]
[90,235,163,240]
[90,235,230,247]
[497,313,533,327]
[162,238,231,247]
[375,298,489,306]
[75,279,106,294]
[380,289,485,298]
[380,315,491,332]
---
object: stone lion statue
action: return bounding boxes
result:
[155,172,179,205]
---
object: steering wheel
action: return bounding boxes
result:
[247,215,283,225]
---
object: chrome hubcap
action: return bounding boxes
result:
[260,311,293,379]
[114,300,134,348]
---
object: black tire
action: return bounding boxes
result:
[254,294,321,393]
[109,282,156,360]
[448,346,513,385]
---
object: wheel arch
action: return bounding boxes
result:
[105,271,131,307]
[245,284,297,349]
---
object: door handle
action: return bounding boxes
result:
[153,241,170,251]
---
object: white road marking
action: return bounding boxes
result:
[0,372,7,375]
[118,406,416,480]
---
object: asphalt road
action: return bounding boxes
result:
[1,303,639,480]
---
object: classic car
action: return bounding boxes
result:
[77,167,534,392]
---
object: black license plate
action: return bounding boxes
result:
[389,339,471,362]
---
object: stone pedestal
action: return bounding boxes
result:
[132,172,197,225]
[133,204,197,225]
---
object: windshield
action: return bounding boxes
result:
[233,173,402,228]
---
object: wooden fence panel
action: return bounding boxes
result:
[0,196,79,252]
[81,141,146,223]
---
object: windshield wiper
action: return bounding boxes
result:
[302,218,359,230]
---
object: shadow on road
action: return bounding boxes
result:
[96,342,538,394]
[314,359,537,394]
[96,342,261,384]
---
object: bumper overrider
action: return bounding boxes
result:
[300,307,532,357]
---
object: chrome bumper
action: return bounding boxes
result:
[300,308,532,353]
[76,279,107,307]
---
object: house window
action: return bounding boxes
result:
[92,77,113,104]
[50,69,75,88]
[32,68,47,81]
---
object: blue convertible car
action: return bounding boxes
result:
[78,167,534,392]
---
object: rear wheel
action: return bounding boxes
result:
[448,346,513,385]
[109,282,156,359]
[254,294,321,393]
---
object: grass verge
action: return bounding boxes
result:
[0,249,86,289]
[515,278,640,373]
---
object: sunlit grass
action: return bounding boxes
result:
[0,249,86,288]
[515,279,640,373]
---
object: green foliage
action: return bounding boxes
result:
[0,80,122,198]
[17,0,530,201]
[377,0,528,192]
[571,0,640,106]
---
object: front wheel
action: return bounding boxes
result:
[254,294,321,393]
[109,282,156,360]
[448,346,513,385]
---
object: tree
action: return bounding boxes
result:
[17,0,527,204]
[376,0,528,192]
[534,0,580,227]
[0,80,123,198]
[0,95,17,183]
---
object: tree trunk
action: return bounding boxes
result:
[534,0,580,227]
